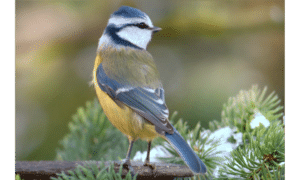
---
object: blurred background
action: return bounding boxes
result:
[16,0,284,161]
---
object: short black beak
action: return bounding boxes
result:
[151,26,162,33]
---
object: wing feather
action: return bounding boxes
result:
[96,64,172,133]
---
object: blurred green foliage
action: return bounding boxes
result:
[16,0,284,161]
[56,99,147,161]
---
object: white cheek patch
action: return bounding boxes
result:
[117,27,152,49]
[99,15,155,50]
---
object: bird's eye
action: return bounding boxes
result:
[136,22,149,29]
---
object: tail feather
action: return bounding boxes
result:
[164,128,207,174]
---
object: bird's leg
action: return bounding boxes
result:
[143,141,155,170]
[122,139,135,175]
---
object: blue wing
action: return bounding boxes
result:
[96,64,173,134]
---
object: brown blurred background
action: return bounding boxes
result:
[16,0,284,161]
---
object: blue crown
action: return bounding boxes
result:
[112,6,146,19]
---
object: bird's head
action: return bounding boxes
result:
[99,6,161,50]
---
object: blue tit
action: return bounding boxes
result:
[93,6,207,175]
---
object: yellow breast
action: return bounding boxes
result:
[93,54,159,141]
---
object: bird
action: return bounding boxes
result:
[93,6,207,175]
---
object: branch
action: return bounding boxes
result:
[15,161,195,180]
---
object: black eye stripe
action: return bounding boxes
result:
[121,22,150,30]
[135,22,149,29]
[124,22,149,29]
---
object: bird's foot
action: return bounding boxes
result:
[122,159,135,176]
[143,160,156,170]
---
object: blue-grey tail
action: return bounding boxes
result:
[164,128,207,174]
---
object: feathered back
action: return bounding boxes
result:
[99,46,161,88]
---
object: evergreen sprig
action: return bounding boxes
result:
[51,161,137,180]
[218,121,284,179]
[56,99,124,161]
[54,85,284,179]
[56,99,147,161]
[216,85,285,179]
[221,85,283,133]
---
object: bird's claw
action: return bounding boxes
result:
[122,159,135,177]
[143,161,156,170]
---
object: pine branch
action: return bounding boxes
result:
[53,85,284,179]
[56,99,147,161]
